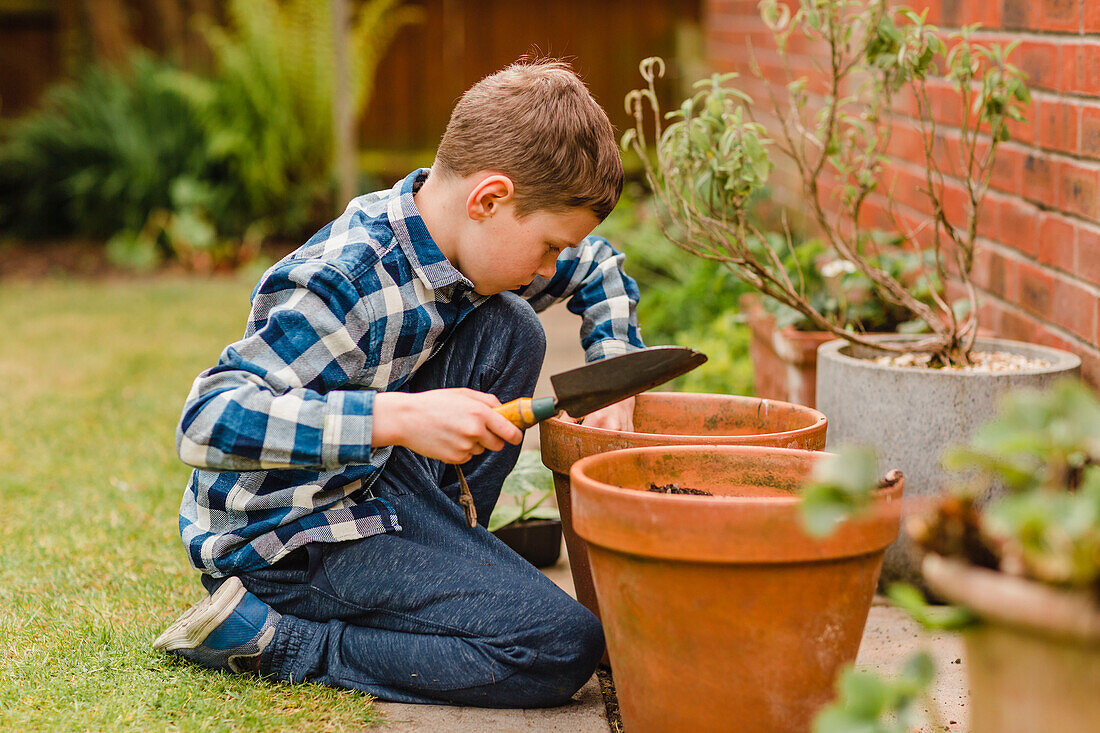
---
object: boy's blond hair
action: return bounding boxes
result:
[433,59,623,221]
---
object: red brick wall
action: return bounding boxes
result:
[706,0,1100,385]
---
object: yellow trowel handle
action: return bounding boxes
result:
[494,397,559,430]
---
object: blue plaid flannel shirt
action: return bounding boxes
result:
[177,168,644,576]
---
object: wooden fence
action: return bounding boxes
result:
[1,0,702,151]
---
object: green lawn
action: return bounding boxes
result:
[0,276,381,731]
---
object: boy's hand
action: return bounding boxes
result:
[373,389,524,464]
[577,396,636,432]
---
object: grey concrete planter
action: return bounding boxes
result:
[816,336,1081,585]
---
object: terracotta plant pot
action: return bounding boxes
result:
[540,392,827,624]
[923,554,1100,733]
[491,518,562,569]
[570,445,903,733]
[746,305,835,408]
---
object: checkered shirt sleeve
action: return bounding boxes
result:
[177,258,382,472]
[518,234,645,361]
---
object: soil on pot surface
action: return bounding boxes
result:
[873,351,1052,371]
[646,482,712,496]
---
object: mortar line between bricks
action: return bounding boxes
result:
[967,29,1092,42]
[974,236,1100,298]
[854,148,1100,240]
[976,286,1100,355]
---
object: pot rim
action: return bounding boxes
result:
[818,336,1082,376]
[544,391,827,443]
[573,443,810,505]
[570,444,903,563]
[922,553,1100,643]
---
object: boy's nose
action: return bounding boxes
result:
[535,260,557,279]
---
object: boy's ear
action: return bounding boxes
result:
[466,174,514,221]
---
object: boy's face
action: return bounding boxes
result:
[460,203,600,295]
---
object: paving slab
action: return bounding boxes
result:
[374,674,606,732]
[857,600,969,732]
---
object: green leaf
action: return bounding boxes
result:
[490,451,559,531]
[486,504,523,532]
[886,583,979,631]
[812,709,880,733]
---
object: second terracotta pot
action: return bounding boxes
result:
[571,445,902,733]
[540,391,827,623]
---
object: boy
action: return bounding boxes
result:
[153,59,644,708]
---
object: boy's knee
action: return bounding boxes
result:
[526,602,605,706]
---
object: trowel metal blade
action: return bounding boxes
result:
[549,346,708,419]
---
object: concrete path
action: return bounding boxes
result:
[374,304,970,732]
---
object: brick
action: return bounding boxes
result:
[988,144,1025,196]
[977,195,1002,241]
[1000,251,1023,302]
[1029,323,1073,352]
[971,1,1002,26]
[1005,94,1039,146]
[938,0,962,26]
[1017,41,1060,92]
[977,302,998,332]
[928,78,966,128]
[989,248,1011,298]
[1079,347,1100,390]
[1031,324,1077,353]
[1087,1,1100,32]
[1062,42,1080,94]
[941,178,971,227]
[886,165,931,214]
[1018,261,1054,317]
[1039,0,1081,33]
[1079,105,1100,159]
[1057,159,1100,218]
[1003,0,1040,29]
[1050,275,1097,341]
[1039,99,1079,154]
[1072,43,1100,95]
[1000,306,1037,342]
[887,121,927,162]
[1022,153,1058,207]
[1078,226,1100,286]
[996,195,1041,257]
[1038,212,1077,271]
[972,243,997,291]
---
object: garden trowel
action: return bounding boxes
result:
[494,345,708,429]
[455,346,706,528]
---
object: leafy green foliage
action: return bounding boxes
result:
[813,652,935,733]
[0,0,417,267]
[800,445,882,536]
[885,583,978,631]
[654,71,773,213]
[665,311,755,395]
[0,55,209,239]
[940,380,1100,588]
[488,451,560,532]
[762,237,942,334]
[179,0,420,239]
